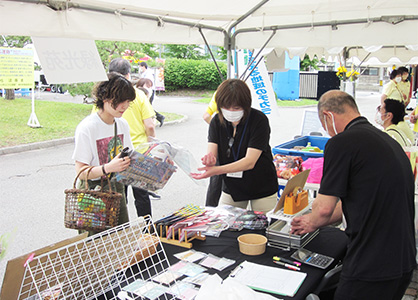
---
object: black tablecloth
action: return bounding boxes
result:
[163,226,348,300]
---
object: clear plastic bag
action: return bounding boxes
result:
[115,138,205,191]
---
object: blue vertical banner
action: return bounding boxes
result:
[237,49,279,121]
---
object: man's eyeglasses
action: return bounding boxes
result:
[226,137,234,158]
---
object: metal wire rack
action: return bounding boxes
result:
[18,216,179,300]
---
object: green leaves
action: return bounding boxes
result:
[164,58,227,91]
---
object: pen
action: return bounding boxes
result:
[273,260,301,271]
[273,256,301,267]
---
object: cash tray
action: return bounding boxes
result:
[266,218,319,250]
[266,197,317,250]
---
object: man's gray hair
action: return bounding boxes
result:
[108,58,131,76]
[318,90,359,114]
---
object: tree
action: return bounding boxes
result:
[164,44,209,60]
[95,40,158,70]
[1,35,33,100]
[217,46,227,60]
[1,35,32,48]
[300,54,327,71]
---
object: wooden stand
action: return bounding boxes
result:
[159,225,206,248]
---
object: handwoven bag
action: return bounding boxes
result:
[64,166,122,231]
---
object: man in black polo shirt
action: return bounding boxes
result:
[291,90,416,300]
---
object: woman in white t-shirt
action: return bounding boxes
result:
[72,73,136,233]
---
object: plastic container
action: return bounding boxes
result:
[237,234,267,256]
[272,136,329,161]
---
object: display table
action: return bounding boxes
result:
[163,226,348,300]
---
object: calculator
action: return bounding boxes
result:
[290,248,334,269]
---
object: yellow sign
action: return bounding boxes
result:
[0,47,34,89]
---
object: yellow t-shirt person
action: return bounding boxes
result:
[123,88,156,149]
[382,81,404,102]
[203,92,218,124]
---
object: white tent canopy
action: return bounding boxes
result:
[1,0,418,67]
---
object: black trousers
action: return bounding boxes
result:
[334,270,413,300]
[149,90,164,122]
[124,185,151,217]
[205,174,222,207]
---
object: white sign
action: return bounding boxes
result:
[32,37,107,84]
[237,49,279,120]
[301,109,328,137]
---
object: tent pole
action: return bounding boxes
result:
[232,15,418,39]
[227,0,270,80]
[198,28,224,82]
[243,54,264,82]
[347,53,371,81]
[240,30,276,80]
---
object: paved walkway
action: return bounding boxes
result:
[1,90,417,299]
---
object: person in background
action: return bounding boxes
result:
[139,62,165,127]
[109,58,156,217]
[409,107,418,142]
[376,99,413,146]
[202,92,222,207]
[73,73,136,235]
[136,78,153,99]
[381,69,404,103]
[192,79,278,214]
[291,90,416,300]
[398,66,411,107]
[203,92,218,124]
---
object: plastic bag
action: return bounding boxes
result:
[196,274,277,300]
[273,154,303,179]
[301,157,324,184]
[115,138,205,191]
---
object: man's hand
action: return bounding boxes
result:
[290,214,318,235]
[291,194,342,235]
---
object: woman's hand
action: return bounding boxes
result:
[190,166,218,180]
[201,152,216,167]
[106,153,131,173]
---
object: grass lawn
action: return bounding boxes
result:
[276,99,318,107]
[0,98,180,148]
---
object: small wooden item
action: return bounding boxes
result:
[283,187,309,215]
[158,225,206,249]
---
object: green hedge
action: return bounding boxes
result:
[164,59,227,91]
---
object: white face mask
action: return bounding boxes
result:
[395,76,402,83]
[323,112,338,136]
[221,108,244,123]
[375,111,387,127]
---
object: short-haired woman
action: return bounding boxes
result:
[381,69,404,103]
[376,98,413,146]
[72,73,136,234]
[192,79,278,213]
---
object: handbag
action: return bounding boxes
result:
[64,166,122,231]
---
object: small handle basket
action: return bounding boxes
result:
[115,152,177,191]
[64,166,121,231]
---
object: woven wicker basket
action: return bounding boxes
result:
[64,166,121,231]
